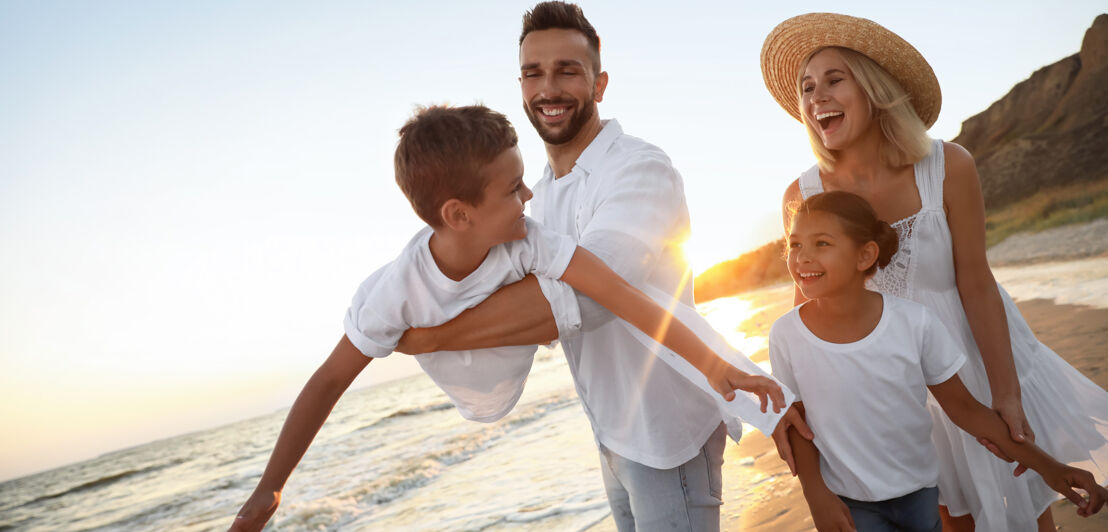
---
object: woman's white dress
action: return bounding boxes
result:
[797,138,1108,531]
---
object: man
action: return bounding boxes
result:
[396,3,808,530]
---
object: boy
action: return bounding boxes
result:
[229,105,788,531]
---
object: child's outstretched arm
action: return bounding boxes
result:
[929,375,1107,517]
[228,335,370,532]
[559,246,785,409]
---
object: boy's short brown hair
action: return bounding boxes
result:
[394,105,519,227]
[519,1,601,74]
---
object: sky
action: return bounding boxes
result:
[1,0,1104,482]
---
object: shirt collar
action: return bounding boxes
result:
[542,118,622,180]
[574,119,621,175]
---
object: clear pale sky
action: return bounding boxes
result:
[1,0,1103,481]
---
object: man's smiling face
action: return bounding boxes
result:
[519,28,604,145]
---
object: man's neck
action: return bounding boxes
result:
[546,117,604,178]
[427,231,491,282]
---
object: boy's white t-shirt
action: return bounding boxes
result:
[344,217,576,422]
[768,294,966,502]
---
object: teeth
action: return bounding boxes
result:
[541,107,566,117]
[816,111,843,120]
[799,272,823,279]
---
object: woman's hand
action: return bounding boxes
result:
[992,393,1035,443]
[228,489,281,532]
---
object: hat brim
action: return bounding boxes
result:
[760,12,941,128]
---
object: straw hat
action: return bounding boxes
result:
[760,12,942,128]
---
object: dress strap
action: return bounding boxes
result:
[913,138,946,209]
[797,165,824,199]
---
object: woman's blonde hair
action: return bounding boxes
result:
[798,47,930,172]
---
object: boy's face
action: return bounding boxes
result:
[468,146,532,245]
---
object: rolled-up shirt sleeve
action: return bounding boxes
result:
[539,155,686,338]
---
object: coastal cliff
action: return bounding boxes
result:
[953,14,1108,209]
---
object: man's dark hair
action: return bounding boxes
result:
[519,1,601,74]
[394,105,518,227]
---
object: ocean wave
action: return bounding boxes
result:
[15,459,183,509]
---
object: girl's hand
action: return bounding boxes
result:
[805,486,856,531]
[228,489,281,532]
[712,367,786,413]
[993,394,1035,443]
[771,405,814,476]
[1041,465,1107,517]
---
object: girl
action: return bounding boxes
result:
[761,13,1108,531]
[770,191,1106,531]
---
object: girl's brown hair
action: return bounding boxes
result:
[795,191,899,276]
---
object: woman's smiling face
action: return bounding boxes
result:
[800,48,877,152]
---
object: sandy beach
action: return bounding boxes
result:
[596,219,1108,531]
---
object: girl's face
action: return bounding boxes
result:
[788,210,877,300]
[800,48,877,151]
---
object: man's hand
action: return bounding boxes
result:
[228,489,281,532]
[805,486,855,532]
[772,404,814,476]
[712,367,786,413]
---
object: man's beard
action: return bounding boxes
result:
[524,93,596,145]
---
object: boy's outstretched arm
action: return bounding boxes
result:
[929,375,1107,517]
[229,335,371,532]
[559,247,784,408]
[782,404,855,532]
[395,275,558,354]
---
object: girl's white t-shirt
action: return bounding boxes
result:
[343,217,577,422]
[768,294,966,502]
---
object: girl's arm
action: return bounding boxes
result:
[559,246,784,408]
[785,403,855,532]
[942,142,1031,442]
[229,335,371,532]
[929,375,1106,516]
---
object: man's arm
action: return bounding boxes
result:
[229,335,370,531]
[398,157,685,354]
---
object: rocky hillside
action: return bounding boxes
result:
[693,238,789,303]
[953,14,1108,209]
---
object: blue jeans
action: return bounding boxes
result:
[840,486,941,532]
[598,423,725,532]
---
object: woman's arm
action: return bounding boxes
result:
[782,180,809,308]
[942,142,1031,442]
[929,375,1106,516]
[560,246,785,408]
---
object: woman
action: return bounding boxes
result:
[760,13,1108,532]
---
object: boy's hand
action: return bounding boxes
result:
[805,486,856,531]
[228,489,281,532]
[1042,465,1107,517]
[711,365,786,413]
